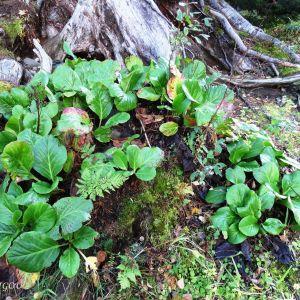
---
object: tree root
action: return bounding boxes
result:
[209,8,300,69]
[219,73,300,88]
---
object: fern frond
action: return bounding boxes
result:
[76,167,130,200]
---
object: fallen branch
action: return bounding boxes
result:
[219,73,300,88]
[209,9,300,68]
[216,0,300,64]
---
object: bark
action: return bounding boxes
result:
[44,0,173,63]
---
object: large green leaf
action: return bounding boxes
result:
[0,223,19,256]
[32,178,60,194]
[136,166,156,181]
[205,85,227,104]
[7,231,60,272]
[282,171,300,197]
[23,203,57,233]
[52,65,82,92]
[182,79,204,103]
[228,223,247,244]
[258,184,276,211]
[253,162,279,184]
[236,190,261,219]
[211,207,237,231]
[227,140,250,164]
[137,87,161,101]
[17,129,42,146]
[226,184,250,211]
[195,102,216,126]
[238,216,259,237]
[75,60,120,88]
[33,136,67,181]
[137,147,164,169]
[87,86,113,121]
[59,248,80,278]
[0,88,30,119]
[126,145,141,171]
[225,166,245,184]
[15,189,49,206]
[2,141,34,179]
[182,60,206,79]
[112,149,128,170]
[53,197,93,234]
[23,111,52,136]
[72,226,98,249]
[205,186,226,204]
[120,69,144,92]
[262,218,285,235]
[105,112,130,127]
[0,131,16,152]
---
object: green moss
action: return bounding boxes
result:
[239,98,300,159]
[1,18,25,44]
[118,167,191,246]
[253,42,290,61]
[0,81,12,92]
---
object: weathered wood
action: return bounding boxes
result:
[44,0,173,63]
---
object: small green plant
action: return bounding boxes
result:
[0,190,97,278]
[77,144,164,200]
[117,255,141,291]
[206,121,300,243]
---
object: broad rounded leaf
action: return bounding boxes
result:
[137,87,161,101]
[87,86,113,121]
[2,141,34,179]
[205,186,226,204]
[59,248,80,278]
[136,166,156,181]
[112,149,128,170]
[227,140,250,164]
[52,65,82,92]
[53,197,93,234]
[72,226,99,249]
[211,207,237,231]
[182,60,206,79]
[7,232,60,272]
[258,184,276,211]
[32,178,60,195]
[262,218,285,235]
[105,112,130,127]
[159,122,179,137]
[282,171,300,197]
[253,162,279,184]
[15,190,49,206]
[238,216,259,237]
[228,223,247,244]
[33,136,67,181]
[23,203,57,233]
[225,166,245,184]
[226,184,250,211]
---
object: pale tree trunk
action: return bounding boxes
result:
[44,0,173,64]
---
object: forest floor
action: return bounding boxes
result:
[0,3,299,300]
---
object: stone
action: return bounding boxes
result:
[0,58,23,85]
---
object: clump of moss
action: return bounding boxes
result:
[118,167,192,246]
[1,18,25,44]
[0,81,12,92]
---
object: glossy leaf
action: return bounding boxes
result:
[59,248,80,278]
